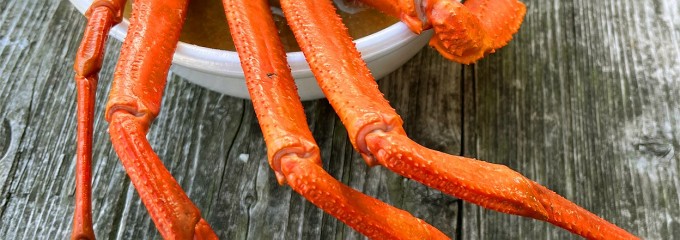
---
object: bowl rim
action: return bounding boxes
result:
[69,0,420,78]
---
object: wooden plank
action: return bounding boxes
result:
[5,0,679,239]
[0,0,462,239]
[462,0,680,239]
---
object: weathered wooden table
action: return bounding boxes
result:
[1,0,679,239]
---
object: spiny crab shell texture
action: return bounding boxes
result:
[69,0,637,239]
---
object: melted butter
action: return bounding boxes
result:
[123,0,398,52]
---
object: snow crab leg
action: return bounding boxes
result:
[73,0,218,238]
[278,0,638,239]
[104,0,217,238]
[71,1,126,239]
[359,0,527,64]
[221,0,448,238]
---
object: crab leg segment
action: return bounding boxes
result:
[222,0,448,239]
[280,0,638,239]
[71,1,126,239]
[360,0,526,64]
[365,133,638,239]
[103,0,217,239]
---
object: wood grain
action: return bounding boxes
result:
[461,0,680,239]
[0,0,677,239]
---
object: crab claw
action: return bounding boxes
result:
[425,0,526,63]
[361,0,526,64]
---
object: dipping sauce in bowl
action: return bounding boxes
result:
[70,0,432,100]
[124,0,399,52]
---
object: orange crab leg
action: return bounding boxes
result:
[280,0,638,239]
[103,0,216,239]
[360,0,526,64]
[71,1,126,239]
[365,133,638,239]
[222,0,448,239]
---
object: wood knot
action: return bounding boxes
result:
[634,139,675,163]
[634,140,675,160]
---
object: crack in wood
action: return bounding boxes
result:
[0,119,10,160]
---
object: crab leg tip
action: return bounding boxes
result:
[194,219,219,240]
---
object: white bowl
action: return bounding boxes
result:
[70,0,433,100]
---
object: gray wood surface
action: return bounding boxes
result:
[0,0,677,239]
